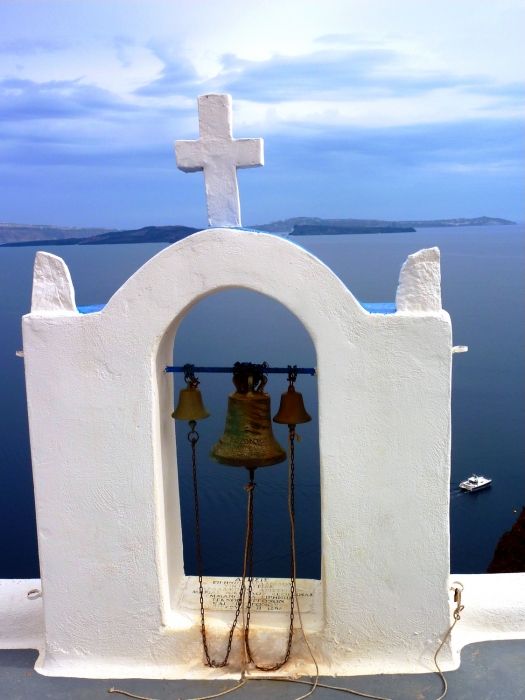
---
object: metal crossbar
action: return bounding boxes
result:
[165,365,316,375]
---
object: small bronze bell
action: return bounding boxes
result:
[211,364,286,468]
[172,379,210,422]
[273,383,311,426]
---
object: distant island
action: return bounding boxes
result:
[1,225,199,247]
[0,216,516,246]
[0,222,112,245]
[290,225,416,235]
[254,216,516,234]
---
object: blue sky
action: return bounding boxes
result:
[0,0,523,228]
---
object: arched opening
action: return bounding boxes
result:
[146,229,362,625]
[172,288,320,584]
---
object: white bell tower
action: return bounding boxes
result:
[10,94,523,680]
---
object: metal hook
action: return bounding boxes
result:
[287,364,298,386]
[183,363,200,388]
[450,581,464,620]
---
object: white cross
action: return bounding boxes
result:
[175,94,264,228]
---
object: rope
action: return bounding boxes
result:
[165,472,254,700]
[108,690,159,700]
[431,583,464,700]
[109,424,464,700]
[108,577,464,700]
[108,682,249,700]
[249,428,388,700]
[284,426,319,699]
[249,430,391,700]
[107,677,391,700]
[250,677,393,700]
[176,680,248,700]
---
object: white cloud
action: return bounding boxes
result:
[0,0,522,224]
[2,1,523,86]
[232,89,523,132]
[428,160,522,175]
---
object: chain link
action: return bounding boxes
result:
[190,424,297,671]
[190,426,247,668]
[243,428,296,671]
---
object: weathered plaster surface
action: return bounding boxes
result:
[175,95,263,228]
[396,247,442,314]
[3,572,524,674]
[31,251,78,315]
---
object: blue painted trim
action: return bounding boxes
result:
[361,302,396,314]
[77,301,395,315]
[77,304,106,314]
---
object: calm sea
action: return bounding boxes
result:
[1,225,523,579]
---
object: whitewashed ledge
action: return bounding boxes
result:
[452,573,525,647]
[1,574,524,672]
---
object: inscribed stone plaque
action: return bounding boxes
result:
[182,577,315,612]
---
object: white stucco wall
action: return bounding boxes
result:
[0,580,43,650]
[17,227,462,679]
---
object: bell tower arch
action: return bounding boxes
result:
[104,226,367,616]
[23,227,454,678]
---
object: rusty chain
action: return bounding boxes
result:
[244,428,296,671]
[190,422,247,668]
[190,423,296,671]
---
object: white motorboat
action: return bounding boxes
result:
[459,474,492,492]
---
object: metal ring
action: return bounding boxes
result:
[188,430,200,444]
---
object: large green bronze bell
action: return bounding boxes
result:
[211,364,286,468]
